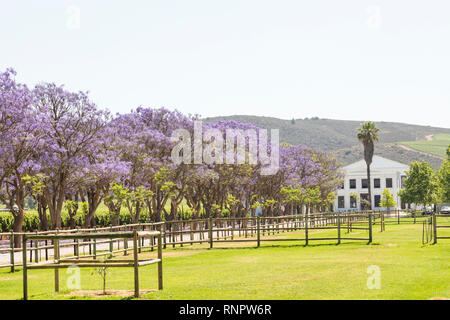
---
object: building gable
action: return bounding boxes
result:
[343,155,409,172]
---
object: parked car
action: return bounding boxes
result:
[421,205,433,215]
[440,206,450,214]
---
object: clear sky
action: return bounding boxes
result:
[1,0,449,128]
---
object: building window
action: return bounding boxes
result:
[338,181,344,189]
[361,179,368,188]
[360,193,370,210]
[350,195,357,208]
[349,179,356,189]
[374,195,381,207]
[374,178,380,188]
[386,178,393,188]
[338,196,345,208]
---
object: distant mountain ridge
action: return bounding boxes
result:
[203,115,450,169]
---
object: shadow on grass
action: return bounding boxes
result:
[206,241,368,251]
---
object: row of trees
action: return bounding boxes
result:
[399,146,450,209]
[0,68,343,246]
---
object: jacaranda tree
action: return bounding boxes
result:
[0,68,344,239]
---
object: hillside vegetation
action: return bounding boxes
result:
[204,116,450,169]
[398,133,450,157]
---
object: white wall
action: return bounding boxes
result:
[334,167,407,212]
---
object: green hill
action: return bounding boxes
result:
[398,133,450,157]
[204,115,450,169]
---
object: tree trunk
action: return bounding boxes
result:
[366,163,373,210]
[37,201,49,231]
[132,202,141,224]
[12,211,24,248]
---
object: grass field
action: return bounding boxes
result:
[0,219,449,300]
[398,133,450,157]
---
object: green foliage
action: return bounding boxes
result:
[0,206,153,232]
[64,200,77,213]
[104,183,129,224]
[104,183,129,205]
[22,174,47,197]
[399,161,440,206]
[301,187,321,205]
[126,186,153,206]
[91,255,114,295]
[399,134,450,157]
[380,188,396,209]
[177,205,194,220]
[325,192,336,210]
[360,199,371,208]
[0,211,40,232]
[357,121,379,144]
[438,158,450,202]
[349,192,359,201]
[280,185,302,203]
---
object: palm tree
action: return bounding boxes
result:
[357,122,380,210]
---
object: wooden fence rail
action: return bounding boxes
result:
[432,214,450,244]
[22,229,163,300]
[0,211,381,272]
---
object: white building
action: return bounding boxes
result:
[334,155,409,211]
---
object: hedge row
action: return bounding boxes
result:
[0,204,237,232]
[0,206,234,232]
[0,210,153,233]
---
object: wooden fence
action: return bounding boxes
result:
[432,214,450,244]
[0,211,380,273]
[22,229,163,300]
[364,209,433,225]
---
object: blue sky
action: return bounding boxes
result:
[1,0,449,128]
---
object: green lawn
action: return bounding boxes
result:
[398,133,450,157]
[0,220,449,300]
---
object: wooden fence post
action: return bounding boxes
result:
[93,227,97,259]
[232,218,235,240]
[380,211,383,232]
[75,227,80,258]
[110,225,114,253]
[22,235,27,300]
[163,223,167,249]
[190,221,194,245]
[54,230,60,293]
[34,231,39,263]
[124,226,129,256]
[133,230,139,298]
[157,226,163,290]
[138,223,143,253]
[305,214,309,246]
[209,217,213,249]
[180,221,184,247]
[337,212,341,245]
[347,213,350,233]
[432,213,437,244]
[257,216,261,248]
[10,231,14,273]
[77,232,81,259]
